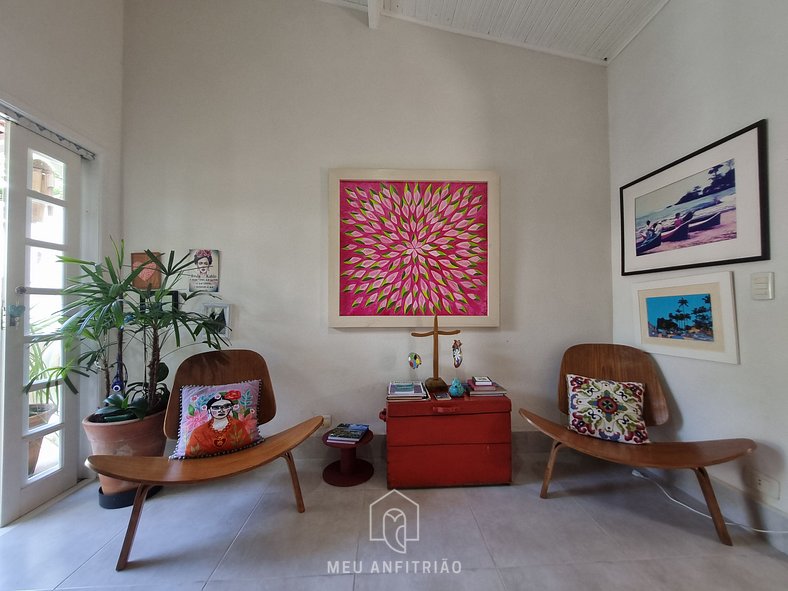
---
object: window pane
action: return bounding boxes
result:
[28,246,64,289]
[28,197,64,243]
[25,340,63,386]
[27,385,63,432]
[26,293,63,337]
[27,431,62,478]
[30,150,65,199]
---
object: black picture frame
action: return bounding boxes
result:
[620,120,768,276]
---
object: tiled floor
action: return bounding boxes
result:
[1,447,787,590]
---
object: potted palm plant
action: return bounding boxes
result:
[29,241,228,506]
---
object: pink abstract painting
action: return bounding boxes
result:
[338,179,489,317]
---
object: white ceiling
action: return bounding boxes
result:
[321,0,670,64]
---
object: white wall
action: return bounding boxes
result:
[121,0,611,433]
[0,0,124,246]
[609,0,788,519]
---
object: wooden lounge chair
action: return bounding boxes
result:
[86,350,322,570]
[519,343,756,545]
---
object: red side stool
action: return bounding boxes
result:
[321,429,374,486]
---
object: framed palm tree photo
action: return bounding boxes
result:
[632,271,738,364]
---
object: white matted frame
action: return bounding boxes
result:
[329,169,500,328]
[633,271,738,364]
[621,120,768,275]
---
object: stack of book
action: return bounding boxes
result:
[326,423,369,443]
[467,376,508,396]
[387,381,428,401]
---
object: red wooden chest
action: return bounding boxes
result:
[383,394,512,488]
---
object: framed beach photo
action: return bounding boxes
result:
[620,120,768,275]
[633,271,738,364]
[328,169,500,328]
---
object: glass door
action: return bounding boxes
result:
[0,121,81,525]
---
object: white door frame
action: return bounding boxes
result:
[0,122,83,524]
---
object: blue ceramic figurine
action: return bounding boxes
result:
[448,378,465,398]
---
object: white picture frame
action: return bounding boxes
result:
[329,168,500,328]
[632,271,739,364]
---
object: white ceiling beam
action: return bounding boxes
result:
[368,0,382,29]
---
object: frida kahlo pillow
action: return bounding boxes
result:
[171,380,263,459]
[566,373,650,444]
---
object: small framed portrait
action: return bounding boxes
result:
[189,249,220,292]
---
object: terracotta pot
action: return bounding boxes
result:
[82,410,167,496]
[28,403,57,475]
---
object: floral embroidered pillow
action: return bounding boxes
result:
[566,374,650,444]
[171,380,263,459]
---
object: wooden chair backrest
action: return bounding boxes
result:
[164,350,277,439]
[557,343,669,426]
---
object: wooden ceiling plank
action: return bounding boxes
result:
[538,0,582,48]
[489,0,519,38]
[566,0,619,56]
[318,0,665,64]
[499,0,532,40]
[440,0,460,26]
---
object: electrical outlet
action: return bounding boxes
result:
[321,414,332,428]
[745,469,780,499]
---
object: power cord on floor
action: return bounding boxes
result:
[630,469,788,535]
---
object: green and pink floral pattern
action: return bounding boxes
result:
[338,180,489,317]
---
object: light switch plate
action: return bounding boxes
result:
[750,272,774,300]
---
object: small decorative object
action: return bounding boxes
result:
[452,339,463,368]
[7,303,25,327]
[448,378,465,398]
[408,352,422,369]
[8,285,26,328]
[411,314,460,392]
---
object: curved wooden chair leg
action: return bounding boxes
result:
[116,484,152,571]
[282,451,306,513]
[693,467,733,546]
[540,441,563,498]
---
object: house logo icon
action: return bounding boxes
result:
[369,490,420,554]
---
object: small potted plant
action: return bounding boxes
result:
[29,241,228,506]
[26,319,62,475]
[27,340,58,474]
